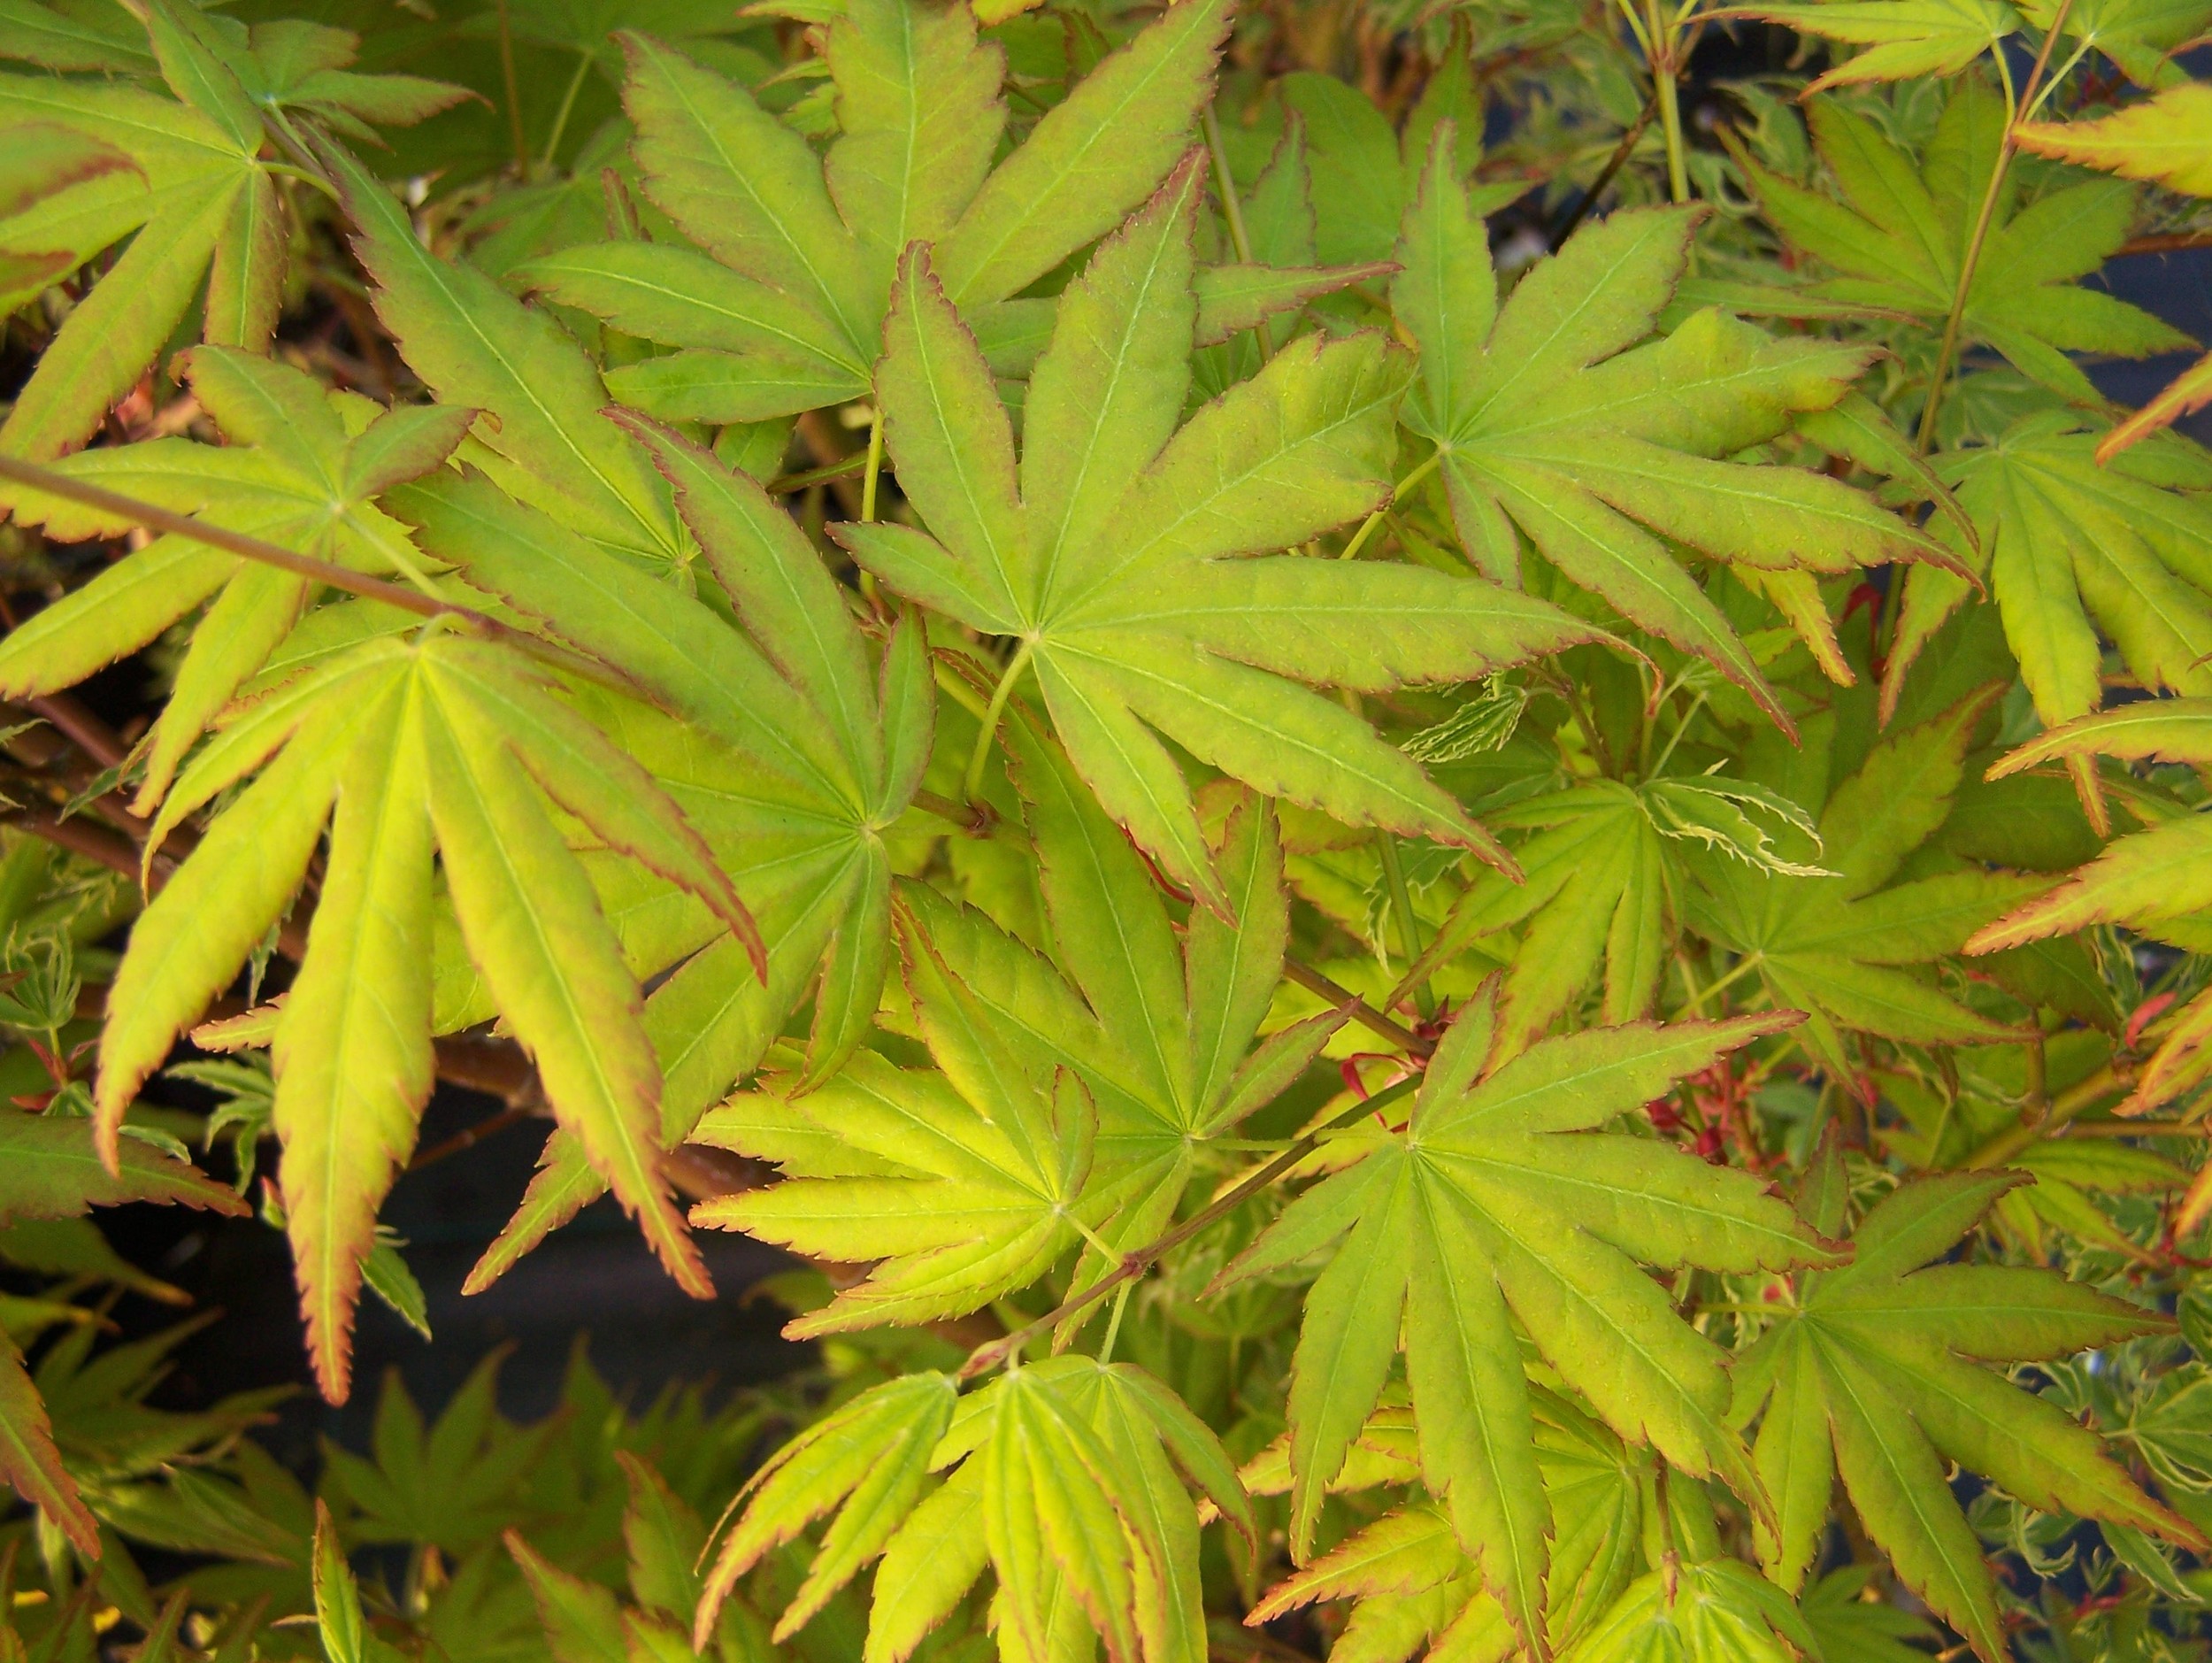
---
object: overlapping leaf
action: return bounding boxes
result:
[523,0,1287,422]
[695,1358,1250,1663]
[841,158,1602,909]
[0,0,461,458]
[1217,992,1837,1647]
[1886,412,2212,792]
[1393,126,1944,728]
[1409,770,1828,1057]
[1745,79,2188,409]
[387,420,933,1290]
[94,631,759,1402]
[0,348,471,805]
[1239,1389,1648,1662]
[1684,689,2047,1075]
[695,714,1341,1333]
[1731,1148,2198,1660]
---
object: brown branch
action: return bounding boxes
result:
[1280,958,1428,1054]
[2119,231,2212,256]
[0,457,624,689]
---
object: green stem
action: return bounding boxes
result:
[1202,103,1274,361]
[962,1071,1425,1376]
[1681,950,1763,1013]
[963,638,1035,804]
[1340,450,1443,560]
[1374,831,1435,1020]
[493,0,527,176]
[539,49,595,173]
[860,406,885,523]
[1646,0,1690,204]
[1914,0,2078,452]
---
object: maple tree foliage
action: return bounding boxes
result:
[4,0,2212,1659]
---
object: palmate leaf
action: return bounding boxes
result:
[1409,772,1828,1059]
[322,138,693,569]
[523,0,1295,422]
[1240,1390,1648,1663]
[0,1,462,458]
[1218,993,1837,1648]
[1744,79,2190,408]
[387,423,933,1289]
[695,713,1340,1333]
[1555,1561,1817,1663]
[1885,412,2212,778]
[96,632,760,1403]
[1393,126,1944,730]
[0,1325,94,1555]
[1731,1150,2199,1661]
[695,1357,1251,1663]
[0,1109,247,1225]
[1967,697,2212,966]
[1683,688,2045,1076]
[2016,84,2212,459]
[1729,0,2019,90]
[0,348,471,805]
[842,160,1602,911]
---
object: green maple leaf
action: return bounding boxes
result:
[842,161,1601,909]
[323,137,694,568]
[0,1324,93,1556]
[1555,1560,1819,1663]
[1417,771,1830,1057]
[0,1110,248,1225]
[1240,1389,1649,1660]
[383,425,933,1290]
[1731,1146,2200,1661]
[516,0,1363,426]
[1967,700,2212,1033]
[695,714,1342,1334]
[1394,127,1943,729]
[1683,689,2046,1076]
[1728,0,2020,91]
[0,348,472,806]
[1885,412,2212,794]
[94,631,761,1403]
[1218,994,1837,1647]
[696,1357,1250,1663]
[0,0,462,458]
[1744,79,2191,410]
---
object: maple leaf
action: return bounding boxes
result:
[1683,688,2046,1077]
[1731,1145,2200,1661]
[0,348,472,806]
[1413,770,1830,1057]
[1967,699,2212,1106]
[95,632,760,1403]
[0,0,463,458]
[1743,79,2191,408]
[387,424,933,1290]
[841,159,1602,910]
[520,0,1248,423]
[694,714,1343,1333]
[0,1325,93,1555]
[695,1357,1250,1663]
[1240,1390,1650,1660]
[0,1109,248,1225]
[1884,412,2212,808]
[1217,991,1837,1648]
[1394,126,1944,729]
[2016,83,2212,459]
[1727,0,2020,91]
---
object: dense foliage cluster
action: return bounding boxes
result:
[6,0,2212,1658]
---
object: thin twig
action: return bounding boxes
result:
[0,457,625,690]
[1914,0,2079,451]
[1553,92,1660,250]
[1280,958,1429,1053]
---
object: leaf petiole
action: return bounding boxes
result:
[962,637,1036,805]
